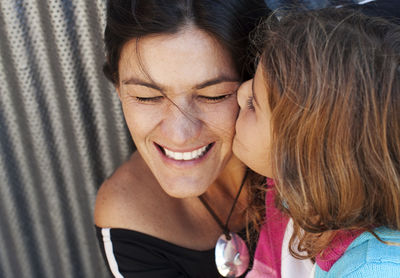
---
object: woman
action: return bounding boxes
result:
[94,1,269,277]
[233,8,400,277]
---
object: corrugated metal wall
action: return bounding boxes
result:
[0,0,133,277]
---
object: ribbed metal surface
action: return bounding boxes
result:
[0,1,133,277]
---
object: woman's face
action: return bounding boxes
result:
[233,64,273,177]
[117,27,240,198]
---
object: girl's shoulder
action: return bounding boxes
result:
[316,227,400,278]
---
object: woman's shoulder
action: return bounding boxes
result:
[94,151,162,229]
[319,227,400,278]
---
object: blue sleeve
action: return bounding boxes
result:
[322,228,400,278]
[343,261,400,278]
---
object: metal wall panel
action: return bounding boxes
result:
[0,1,133,277]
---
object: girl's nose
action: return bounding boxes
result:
[237,79,252,109]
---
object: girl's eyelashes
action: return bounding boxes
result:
[247,95,255,110]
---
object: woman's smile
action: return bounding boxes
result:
[156,142,214,162]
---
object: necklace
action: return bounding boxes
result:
[198,170,249,278]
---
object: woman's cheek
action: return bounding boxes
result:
[123,105,161,137]
[203,101,238,136]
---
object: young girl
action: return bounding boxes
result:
[233,8,400,278]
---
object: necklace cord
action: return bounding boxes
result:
[199,169,249,240]
[198,196,226,231]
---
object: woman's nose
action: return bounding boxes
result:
[160,104,202,146]
[237,79,252,109]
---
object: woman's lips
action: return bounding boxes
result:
[156,143,214,162]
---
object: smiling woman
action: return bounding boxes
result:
[117,28,240,198]
[94,1,269,277]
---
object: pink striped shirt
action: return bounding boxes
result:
[247,178,361,277]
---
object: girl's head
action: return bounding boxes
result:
[234,8,400,256]
[104,0,268,198]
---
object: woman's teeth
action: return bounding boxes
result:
[164,145,208,161]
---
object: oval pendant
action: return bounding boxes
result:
[215,232,250,277]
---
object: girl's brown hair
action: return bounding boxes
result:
[258,9,400,258]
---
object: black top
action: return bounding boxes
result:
[96,226,256,278]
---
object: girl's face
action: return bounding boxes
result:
[117,27,241,198]
[233,65,273,177]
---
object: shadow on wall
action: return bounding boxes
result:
[0,0,134,277]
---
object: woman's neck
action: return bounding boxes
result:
[205,155,247,201]
[198,155,249,231]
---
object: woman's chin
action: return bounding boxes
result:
[158,180,210,199]
[162,188,208,199]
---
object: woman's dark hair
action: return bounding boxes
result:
[103,0,269,84]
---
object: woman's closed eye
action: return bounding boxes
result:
[198,93,234,103]
[135,96,164,103]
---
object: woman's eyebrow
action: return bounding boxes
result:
[194,76,239,90]
[121,75,239,91]
[121,77,162,91]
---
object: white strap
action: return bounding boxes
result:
[101,228,124,278]
[281,219,314,278]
